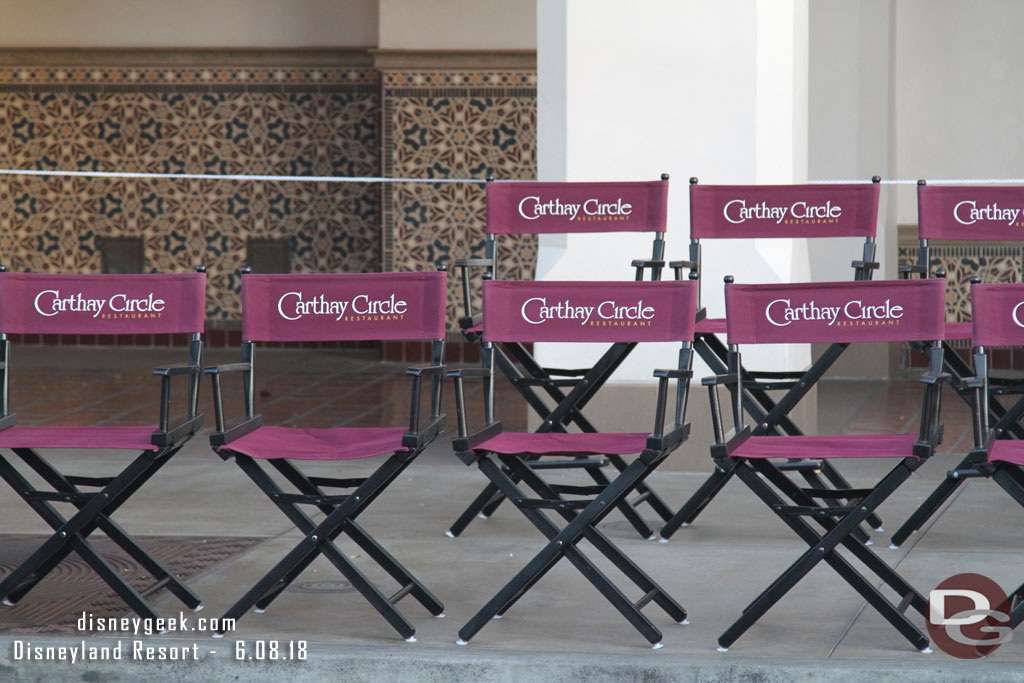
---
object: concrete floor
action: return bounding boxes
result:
[0,346,1022,682]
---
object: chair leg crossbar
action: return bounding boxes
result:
[215,452,444,641]
[0,446,202,619]
[719,456,931,652]
[456,450,687,648]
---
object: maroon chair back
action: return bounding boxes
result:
[482,279,697,343]
[918,184,1024,241]
[724,279,946,345]
[486,181,668,235]
[690,183,880,239]
[971,283,1024,347]
[241,272,447,342]
[0,272,205,334]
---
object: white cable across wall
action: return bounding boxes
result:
[0,169,485,183]
[0,168,1022,185]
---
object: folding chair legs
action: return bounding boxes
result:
[719,458,930,652]
[251,458,444,617]
[448,458,668,541]
[0,448,202,618]
[660,458,876,544]
[217,453,443,640]
[457,452,686,647]
[448,481,505,537]
[5,446,202,609]
[992,464,1024,508]
[889,451,978,547]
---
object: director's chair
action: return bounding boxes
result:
[450,176,677,540]
[206,270,447,641]
[891,182,1024,547]
[954,282,1024,636]
[0,269,206,620]
[660,178,885,540]
[449,278,697,648]
[707,277,947,652]
[928,281,1024,537]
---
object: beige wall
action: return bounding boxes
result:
[377,0,535,50]
[894,0,1024,226]
[0,0,378,48]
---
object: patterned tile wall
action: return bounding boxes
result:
[0,66,381,321]
[381,70,538,331]
[897,243,1022,327]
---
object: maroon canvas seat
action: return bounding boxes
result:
[660,179,885,540]
[730,434,920,460]
[448,177,677,541]
[988,440,1024,467]
[891,184,1024,547]
[706,277,947,653]
[205,269,447,642]
[450,278,697,648]
[469,431,649,457]
[0,425,161,451]
[0,269,206,621]
[218,426,408,461]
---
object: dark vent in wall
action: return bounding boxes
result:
[247,238,291,274]
[100,237,144,274]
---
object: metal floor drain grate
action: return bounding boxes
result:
[289,580,355,594]
[0,535,261,634]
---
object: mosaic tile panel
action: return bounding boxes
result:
[382,77,537,331]
[898,244,1022,324]
[0,69,380,320]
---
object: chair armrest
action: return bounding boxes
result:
[851,259,880,270]
[204,362,252,375]
[654,368,693,381]
[920,372,951,385]
[406,363,446,377]
[898,264,927,278]
[448,366,500,444]
[646,422,690,454]
[403,362,448,450]
[669,259,697,270]
[455,258,494,327]
[702,373,739,387]
[959,375,984,390]
[448,367,492,378]
[452,421,504,456]
[153,363,201,377]
[151,362,204,446]
[631,259,666,269]
[710,425,753,460]
[704,373,742,442]
[458,313,483,333]
[0,413,18,431]
[647,368,693,454]
[454,258,494,269]
[204,361,254,435]
[209,415,264,452]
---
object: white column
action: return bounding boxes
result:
[536,0,811,380]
